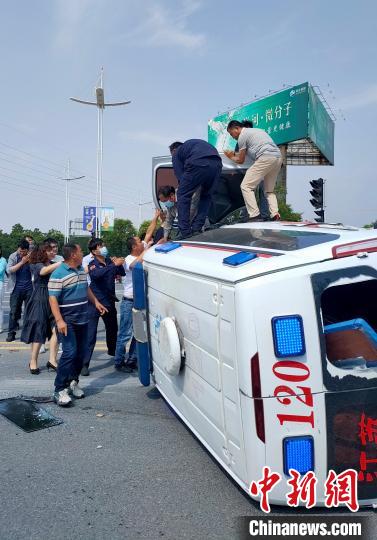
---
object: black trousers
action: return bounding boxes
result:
[8,288,32,335]
[83,303,118,367]
[177,158,222,237]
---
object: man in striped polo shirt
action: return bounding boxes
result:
[48,243,107,406]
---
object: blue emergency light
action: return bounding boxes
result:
[271,315,306,358]
[222,251,257,266]
[154,242,182,253]
[283,436,314,475]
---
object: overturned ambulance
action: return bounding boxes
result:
[132,158,377,507]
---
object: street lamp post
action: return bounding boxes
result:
[70,68,131,237]
[138,196,154,227]
[59,159,85,243]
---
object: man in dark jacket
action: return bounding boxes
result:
[81,238,125,376]
[169,139,222,239]
[6,239,32,342]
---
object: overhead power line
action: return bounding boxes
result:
[0,140,150,201]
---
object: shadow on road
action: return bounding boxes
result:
[83,362,137,398]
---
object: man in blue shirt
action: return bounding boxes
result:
[81,238,126,376]
[48,243,106,406]
[169,139,222,239]
[6,239,32,342]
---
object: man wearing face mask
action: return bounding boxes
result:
[81,238,126,376]
[158,185,201,241]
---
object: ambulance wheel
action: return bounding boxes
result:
[158,317,183,376]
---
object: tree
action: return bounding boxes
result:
[278,200,302,222]
[275,185,302,222]
[24,228,45,245]
[363,220,377,229]
[46,229,65,249]
[10,223,25,237]
[0,224,66,258]
[138,220,152,239]
[101,218,137,256]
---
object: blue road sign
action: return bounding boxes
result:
[83,206,96,233]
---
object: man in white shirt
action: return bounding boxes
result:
[82,244,95,285]
[113,213,158,372]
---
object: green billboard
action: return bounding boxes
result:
[208,82,334,165]
[308,85,335,165]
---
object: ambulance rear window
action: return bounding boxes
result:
[187,228,339,251]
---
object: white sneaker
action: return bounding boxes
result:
[54,388,72,407]
[58,344,63,355]
[69,380,85,399]
[40,345,46,354]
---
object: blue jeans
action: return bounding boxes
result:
[55,322,88,392]
[114,299,137,366]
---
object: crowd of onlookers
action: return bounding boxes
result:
[0,213,159,407]
[0,129,285,406]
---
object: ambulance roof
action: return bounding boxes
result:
[144,222,377,283]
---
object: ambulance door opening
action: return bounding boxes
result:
[320,279,377,370]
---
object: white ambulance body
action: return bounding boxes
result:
[142,222,377,507]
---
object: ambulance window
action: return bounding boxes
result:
[187,228,340,251]
[156,167,178,193]
[321,279,377,368]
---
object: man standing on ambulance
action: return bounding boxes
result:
[224,120,282,222]
[169,139,222,239]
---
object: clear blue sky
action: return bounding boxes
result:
[1,0,376,232]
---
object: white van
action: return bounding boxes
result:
[132,157,377,507]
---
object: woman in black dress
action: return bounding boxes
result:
[21,244,62,374]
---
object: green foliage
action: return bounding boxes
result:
[0,219,139,259]
[71,236,92,254]
[363,220,377,229]
[46,229,65,245]
[275,185,302,222]
[101,218,137,257]
[138,220,152,239]
[278,200,302,222]
[0,224,64,258]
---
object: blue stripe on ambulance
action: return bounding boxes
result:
[132,262,151,386]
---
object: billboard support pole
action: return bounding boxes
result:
[278,144,288,203]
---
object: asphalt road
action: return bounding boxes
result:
[0,295,376,539]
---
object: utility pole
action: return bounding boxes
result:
[137,191,153,227]
[60,160,85,242]
[70,68,131,236]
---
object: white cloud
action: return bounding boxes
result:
[124,1,205,50]
[52,0,205,53]
[338,84,377,110]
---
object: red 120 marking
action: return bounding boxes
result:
[272,360,315,428]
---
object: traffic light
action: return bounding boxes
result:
[309,178,325,222]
